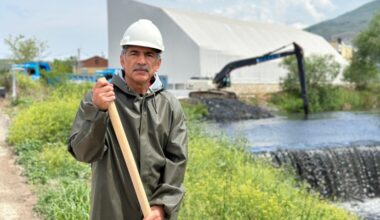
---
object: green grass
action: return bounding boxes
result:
[12,140,91,219]
[35,180,90,220]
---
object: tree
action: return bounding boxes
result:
[50,57,76,74]
[281,54,340,93]
[277,54,341,112]
[4,35,48,63]
[41,57,76,85]
[344,11,380,89]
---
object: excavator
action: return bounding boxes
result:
[189,42,309,115]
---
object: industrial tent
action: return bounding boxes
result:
[108,0,346,90]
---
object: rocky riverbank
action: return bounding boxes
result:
[191,98,273,121]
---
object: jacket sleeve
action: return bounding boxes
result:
[150,99,188,219]
[68,92,109,163]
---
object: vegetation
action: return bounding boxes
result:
[40,57,77,85]
[269,9,380,113]
[271,54,342,113]
[8,83,91,220]
[344,11,380,90]
[4,35,48,63]
[180,128,355,219]
[5,82,356,219]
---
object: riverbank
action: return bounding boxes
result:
[206,111,380,219]
[0,79,357,219]
[184,97,273,121]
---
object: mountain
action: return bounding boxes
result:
[305,0,380,44]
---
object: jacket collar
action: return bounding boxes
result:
[112,69,164,96]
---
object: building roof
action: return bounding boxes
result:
[162,7,346,64]
[80,56,108,68]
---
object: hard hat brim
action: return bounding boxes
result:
[120,40,164,52]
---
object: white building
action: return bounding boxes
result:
[108,0,346,92]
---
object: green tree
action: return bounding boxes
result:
[4,35,48,63]
[51,57,76,74]
[344,11,380,89]
[41,57,76,85]
[276,54,341,112]
[281,54,340,93]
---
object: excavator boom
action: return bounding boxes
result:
[190,42,309,115]
[213,50,296,89]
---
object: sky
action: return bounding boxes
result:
[0,0,373,61]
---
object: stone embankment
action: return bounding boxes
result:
[190,97,273,121]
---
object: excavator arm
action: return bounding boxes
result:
[212,42,309,115]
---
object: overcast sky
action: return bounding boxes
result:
[0,0,373,60]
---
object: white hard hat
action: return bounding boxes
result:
[120,19,164,52]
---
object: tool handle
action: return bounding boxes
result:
[98,77,152,217]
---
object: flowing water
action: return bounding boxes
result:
[209,111,380,152]
[207,111,380,219]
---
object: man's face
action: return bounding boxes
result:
[120,46,161,86]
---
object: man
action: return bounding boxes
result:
[68,19,188,220]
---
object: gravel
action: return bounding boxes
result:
[198,98,273,122]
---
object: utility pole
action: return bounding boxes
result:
[77,48,81,74]
[12,69,16,101]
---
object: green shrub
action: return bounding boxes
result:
[13,141,90,184]
[271,86,380,113]
[277,55,342,113]
[8,99,79,145]
[49,83,92,102]
[343,11,380,90]
[180,100,208,121]
[15,74,48,99]
[38,143,90,181]
[0,71,12,91]
[270,92,304,113]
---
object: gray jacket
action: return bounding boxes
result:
[68,73,188,220]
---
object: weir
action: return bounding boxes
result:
[271,143,380,201]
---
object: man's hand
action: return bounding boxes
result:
[92,79,115,111]
[144,206,165,220]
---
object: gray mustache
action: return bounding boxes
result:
[133,65,149,72]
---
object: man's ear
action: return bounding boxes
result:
[120,54,124,66]
[154,58,161,72]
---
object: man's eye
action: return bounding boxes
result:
[146,53,155,58]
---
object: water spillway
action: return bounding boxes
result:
[206,111,380,218]
[271,144,380,201]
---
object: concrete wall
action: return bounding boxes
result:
[228,83,282,97]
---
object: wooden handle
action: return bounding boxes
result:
[99,78,152,217]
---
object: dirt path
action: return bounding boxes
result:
[0,112,40,220]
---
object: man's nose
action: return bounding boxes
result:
[136,54,146,64]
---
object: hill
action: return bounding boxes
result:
[305,0,380,43]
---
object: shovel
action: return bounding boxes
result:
[98,77,152,217]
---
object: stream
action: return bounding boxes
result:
[207,111,380,219]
